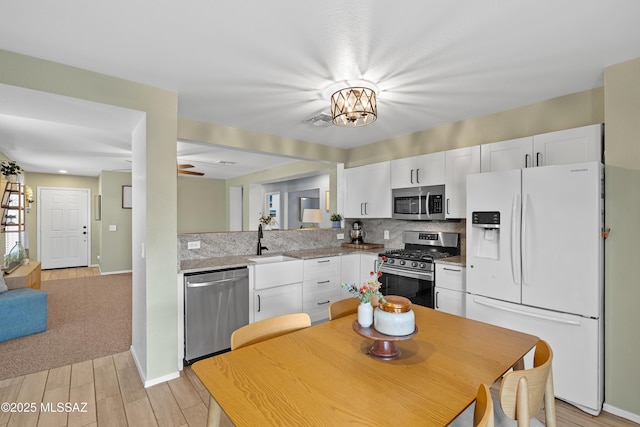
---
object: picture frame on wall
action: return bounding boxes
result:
[122,185,132,209]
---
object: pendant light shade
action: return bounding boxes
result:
[331,86,377,127]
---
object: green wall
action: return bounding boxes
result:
[603,57,640,417]
[177,176,227,233]
[0,49,179,385]
[99,171,132,272]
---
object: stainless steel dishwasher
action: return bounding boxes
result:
[184,267,249,364]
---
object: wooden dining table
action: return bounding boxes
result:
[192,305,538,426]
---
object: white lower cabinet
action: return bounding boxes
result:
[434,264,466,316]
[340,252,380,299]
[303,257,342,323]
[252,283,303,323]
[249,260,304,323]
[340,253,361,299]
[359,253,379,282]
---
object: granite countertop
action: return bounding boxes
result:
[434,255,465,267]
[180,246,383,274]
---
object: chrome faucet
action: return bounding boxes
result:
[257,224,269,255]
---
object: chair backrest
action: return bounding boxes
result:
[474,383,494,427]
[231,312,311,350]
[499,340,556,426]
[328,298,359,320]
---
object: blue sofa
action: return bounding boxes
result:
[0,288,48,342]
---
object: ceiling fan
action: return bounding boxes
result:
[177,164,204,176]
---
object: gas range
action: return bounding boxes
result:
[378,231,460,274]
[376,231,460,308]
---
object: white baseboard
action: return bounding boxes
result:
[603,403,640,424]
[130,345,146,385]
[100,269,133,275]
[144,370,180,388]
[130,345,180,388]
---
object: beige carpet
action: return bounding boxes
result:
[0,273,132,380]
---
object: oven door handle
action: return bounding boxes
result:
[380,267,432,281]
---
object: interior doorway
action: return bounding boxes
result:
[38,187,90,269]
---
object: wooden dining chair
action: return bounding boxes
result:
[230,312,311,350]
[450,340,555,427]
[495,339,556,427]
[474,383,495,427]
[448,383,494,427]
[328,297,359,320]
[206,312,312,427]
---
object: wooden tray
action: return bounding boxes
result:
[340,243,385,249]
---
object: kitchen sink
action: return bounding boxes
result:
[249,255,304,289]
[248,255,299,264]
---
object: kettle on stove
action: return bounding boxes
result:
[349,220,366,244]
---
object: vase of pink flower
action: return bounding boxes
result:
[342,256,387,327]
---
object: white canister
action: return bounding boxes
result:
[374,295,415,336]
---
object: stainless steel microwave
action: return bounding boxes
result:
[392,185,446,220]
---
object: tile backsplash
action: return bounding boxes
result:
[178,218,466,263]
[344,218,466,256]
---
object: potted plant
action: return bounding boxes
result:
[330,213,342,228]
[1,161,23,182]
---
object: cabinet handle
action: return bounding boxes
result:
[317,259,330,263]
[536,152,542,167]
[416,168,420,184]
[317,280,330,284]
[317,300,330,305]
[435,291,440,309]
[364,202,368,215]
[525,154,530,168]
[360,203,364,216]
[410,169,414,184]
[446,198,450,215]
[257,295,261,312]
[443,267,461,272]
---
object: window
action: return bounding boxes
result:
[5,233,19,256]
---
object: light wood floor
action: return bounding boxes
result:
[1,350,636,427]
[1,267,630,426]
[41,266,101,282]
[0,351,218,427]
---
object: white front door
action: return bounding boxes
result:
[38,187,90,269]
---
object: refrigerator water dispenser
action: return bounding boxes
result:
[471,211,500,259]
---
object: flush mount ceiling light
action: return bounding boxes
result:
[331,86,377,127]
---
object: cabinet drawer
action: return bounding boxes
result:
[435,264,465,292]
[303,257,342,280]
[303,276,341,301]
[303,292,341,323]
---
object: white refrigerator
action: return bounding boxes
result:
[465,161,604,415]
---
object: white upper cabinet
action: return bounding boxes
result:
[480,136,533,172]
[481,124,603,172]
[344,162,392,218]
[390,152,445,189]
[533,124,603,167]
[445,146,480,219]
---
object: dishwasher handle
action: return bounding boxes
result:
[186,276,245,288]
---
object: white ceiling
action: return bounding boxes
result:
[2,1,640,177]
